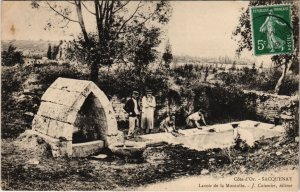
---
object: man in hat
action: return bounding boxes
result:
[141,89,156,134]
[186,109,207,129]
[124,91,140,137]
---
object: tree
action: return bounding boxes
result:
[259,61,264,69]
[32,0,172,83]
[47,43,52,59]
[129,25,162,91]
[230,60,237,71]
[162,39,173,69]
[204,67,209,82]
[232,0,299,94]
[252,62,256,70]
[52,45,59,60]
[1,44,24,66]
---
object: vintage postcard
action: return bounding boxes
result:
[1,0,299,191]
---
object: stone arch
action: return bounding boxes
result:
[32,77,123,157]
[72,92,108,143]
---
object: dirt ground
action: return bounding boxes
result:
[136,165,299,191]
[1,135,299,190]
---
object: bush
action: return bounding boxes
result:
[1,45,24,66]
[1,66,25,93]
[216,68,298,96]
[191,84,257,124]
[278,74,299,96]
[171,64,202,86]
[34,65,88,89]
[215,72,238,86]
[252,69,281,92]
[98,67,169,99]
[1,64,88,138]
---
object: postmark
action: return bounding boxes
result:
[250,4,293,56]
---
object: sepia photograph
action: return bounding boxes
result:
[1,0,299,191]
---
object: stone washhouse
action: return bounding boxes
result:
[31,77,124,157]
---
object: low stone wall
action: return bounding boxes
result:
[111,96,128,121]
[243,90,298,123]
[110,90,299,130]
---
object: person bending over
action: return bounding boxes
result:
[186,109,207,129]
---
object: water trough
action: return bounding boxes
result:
[138,120,285,151]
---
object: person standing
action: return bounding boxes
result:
[124,91,140,137]
[141,89,156,134]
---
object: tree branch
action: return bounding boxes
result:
[119,9,157,35]
[46,1,79,23]
[66,1,75,5]
[59,20,71,28]
[104,0,110,30]
[113,1,130,14]
[99,0,105,32]
[94,0,102,39]
[116,1,142,36]
[82,2,96,15]
[107,0,115,31]
[75,0,89,43]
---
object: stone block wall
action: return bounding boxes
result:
[243,90,298,124]
[110,90,299,130]
[32,78,123,157]
[111,96,128,121]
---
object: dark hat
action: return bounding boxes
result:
[146,89,152,94]
[132,91,139,95]
[231,123,239,129]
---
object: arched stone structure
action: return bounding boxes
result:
[32,77,123,157]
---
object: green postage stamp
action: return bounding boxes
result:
[250,4,293,56]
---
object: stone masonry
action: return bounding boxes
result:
[243,90,298,123]
[32,77,123,157]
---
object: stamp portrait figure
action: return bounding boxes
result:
[259,9,287,52]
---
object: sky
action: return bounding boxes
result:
[2,1,269,61]
[168,1,248,58]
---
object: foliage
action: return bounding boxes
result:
[283,100,299,138]
[52,45,60,60]
[171,64,201,85]
[216,68,299,96]
[278,73,299,96]
[1,44,24,66]
[47,44,52,59]
[230,61,236,71]
[162,40,173,68]
[98,67,169,99]
[1,65,88,138]
[189,83,257,124]
[129,26,162,77]
[34,65,88,88]
[33,0,172,82]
